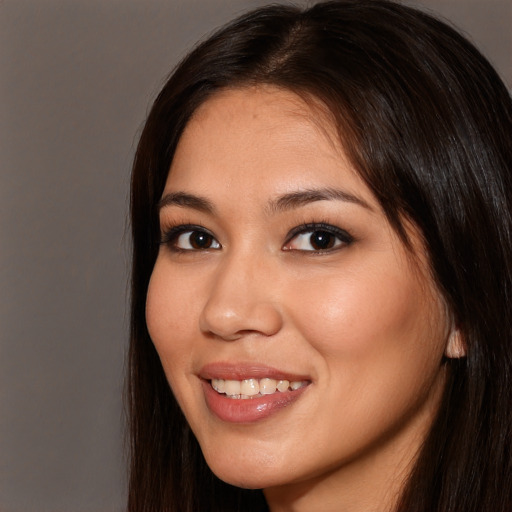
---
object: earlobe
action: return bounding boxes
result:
[444,328,466,358]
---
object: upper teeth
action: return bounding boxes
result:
[211,378,307,399]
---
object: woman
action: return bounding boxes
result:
[128,1,512,511]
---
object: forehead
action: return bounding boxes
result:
[190,85,340,147]
[166,86,371,202]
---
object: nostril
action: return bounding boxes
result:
[199,299,283,341]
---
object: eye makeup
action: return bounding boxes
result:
[283,221,355,253]
[159,218,355,255]
[160,223,220,252]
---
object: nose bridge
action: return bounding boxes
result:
[199,248,283,340]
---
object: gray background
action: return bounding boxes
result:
[1,1,510,511]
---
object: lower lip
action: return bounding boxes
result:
[202,380,309,423]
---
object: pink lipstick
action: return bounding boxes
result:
[199,362,311,423]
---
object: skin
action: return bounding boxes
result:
[146,86,461,512]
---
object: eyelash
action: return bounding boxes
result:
[159,222,354,253]
[160,224,219,252]
[284,222,354,253]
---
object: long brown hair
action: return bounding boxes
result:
[128,1,512,510]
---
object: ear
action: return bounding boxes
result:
[444,327,466,358]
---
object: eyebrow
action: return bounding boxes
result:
[158,191,215,214]
[157,187,372,216]
[267,187,373,214]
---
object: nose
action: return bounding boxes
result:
[198,254,283,341]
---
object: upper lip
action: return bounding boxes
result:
[199,362,312,382]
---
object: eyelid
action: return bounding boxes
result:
[159,221,353,252]
[283,222,354,252]
[160,223,221,250]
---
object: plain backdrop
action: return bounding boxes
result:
[0,1,510,511]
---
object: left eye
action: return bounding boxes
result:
[284,225,353,252]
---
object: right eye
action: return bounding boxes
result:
[161,226,221,251]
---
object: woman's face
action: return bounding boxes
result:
[146,86,456,504]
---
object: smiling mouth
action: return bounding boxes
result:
[210,378,310,399]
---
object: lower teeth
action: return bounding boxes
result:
[226,393,262,400]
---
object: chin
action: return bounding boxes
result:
[203,450,290,490]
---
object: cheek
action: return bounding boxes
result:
[145,260,200,376]
[288,271,422,349]
[284,262,447,395]
[282,267,448,453]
